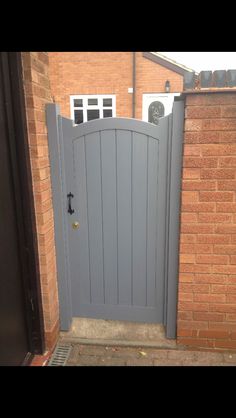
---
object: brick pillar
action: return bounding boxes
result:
[178,90,236,350]
[21,52,59,352]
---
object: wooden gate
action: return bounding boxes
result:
[47,102,184,338]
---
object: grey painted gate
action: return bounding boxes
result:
[46,101,184,338]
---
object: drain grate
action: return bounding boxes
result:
[48,344,72,366]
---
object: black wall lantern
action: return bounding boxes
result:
[165,80,170,93]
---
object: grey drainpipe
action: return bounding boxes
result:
[132,52,136,118]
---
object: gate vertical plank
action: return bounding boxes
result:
[100,130,118,305]
[73,139,91,306]
[85,132,104,304]
[155,117,169,321]
[132,133,148,306]
[116,130,132,305]
[146,138,158,307]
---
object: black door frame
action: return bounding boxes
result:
[0,52,45,358]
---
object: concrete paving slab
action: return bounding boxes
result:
[60,317,177,348]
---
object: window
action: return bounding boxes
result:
[70,95,116,125]
[148,101,165,125]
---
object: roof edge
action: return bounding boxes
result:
[143,52,195,75]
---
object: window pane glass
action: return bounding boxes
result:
[88,98,98,106]
[103,109,112,118]
[103,98,112,107]
[74,110,83,124]
[87,109,99,121]
[74,99,83,107]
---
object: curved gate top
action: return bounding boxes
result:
[46,106,184,339]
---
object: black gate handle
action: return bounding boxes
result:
[67,193,75,215]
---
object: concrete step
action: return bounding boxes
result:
[60,317,177,349]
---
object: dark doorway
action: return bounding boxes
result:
[0,52,44,365]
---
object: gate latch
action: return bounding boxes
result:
[67,193,75,215]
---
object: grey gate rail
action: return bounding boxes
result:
[46,102,184,338]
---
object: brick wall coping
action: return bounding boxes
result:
[184,70,236,91]
[182,88,236,94]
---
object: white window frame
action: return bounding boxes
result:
[70,94,116,125]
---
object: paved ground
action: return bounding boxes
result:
[64,343,236,366]
[52,319,236,366]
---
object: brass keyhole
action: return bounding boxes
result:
[72,221,80,230]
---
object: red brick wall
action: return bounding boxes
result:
[49,52,133,118]
[178,92,236,350]
[48,52,183,119]
[21,52,59,352]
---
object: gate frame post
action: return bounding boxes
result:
[46,104,72,331]
[165,99,184,338]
